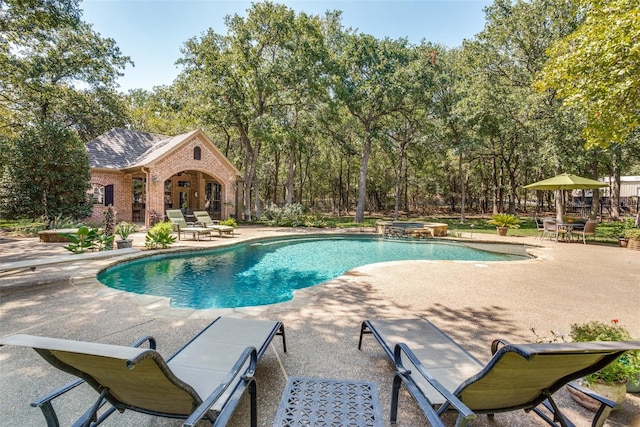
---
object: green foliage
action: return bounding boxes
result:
[624,227,640,240]
[219,218,237,228]
[259,204,335,228]
[145,222,176,249]
[114,221,138,240]
[1,15,132,139]
[570,320,640,385]
[487,213,521,229]
[0,219,47,236]
[0,121,92,225]
[93,232,114,251]
[50,215,85,229]
[262,204,306,226]
[62,226,113,253]
[536,0,640,148]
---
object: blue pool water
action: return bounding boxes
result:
[98,236,528,309]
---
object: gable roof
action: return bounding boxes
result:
[86,129,239,176]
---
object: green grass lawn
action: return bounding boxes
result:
[2,215,625,245]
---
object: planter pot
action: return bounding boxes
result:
[568,379,627,411]
[116,239,133,249]
[618,238,629,248]
[496,227,508,236]
[627,238,640,251]
[627,376,640,393]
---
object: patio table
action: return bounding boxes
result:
[556,223,584,242]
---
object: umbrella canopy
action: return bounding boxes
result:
[523,173,609,191]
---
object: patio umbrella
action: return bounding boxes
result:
[523,173,609,191]
[524,173,609,222]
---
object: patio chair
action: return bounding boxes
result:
[541,219,569,241]
[358,318,640,427]
[572,220,597,244]
[193,211,235,237]
[166,209,212,240]
[0,316,286,427]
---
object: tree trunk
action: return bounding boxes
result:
[355,134,372,223]
[590,160,601,221]
[271,150,279,205]
[459,152,466,223]
[555,190,565,223]
[393,142,406,220]
[610,162,621,221]
[285,138,296,205]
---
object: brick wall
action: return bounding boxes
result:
[87,170,132,224]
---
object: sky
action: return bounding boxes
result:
[81,0,492,92]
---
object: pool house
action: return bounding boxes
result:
[86,128,243,226]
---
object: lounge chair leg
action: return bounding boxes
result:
[277,324,287,353]
[532,393,573,427]
[390,374,402,424]
[249,379,257,427]
[37,402,60,427]
[358,321,370,350]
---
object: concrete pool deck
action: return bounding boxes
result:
[1,225,639,426]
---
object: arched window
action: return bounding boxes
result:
[193,146,202,160]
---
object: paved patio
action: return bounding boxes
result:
[1,226,639,426]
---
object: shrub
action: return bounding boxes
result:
[220,218,238,228]
[570,320,640,385]
[624,227,640,240]
[145,222,176,249]
[261,203,306,226]
[62,226,113,253]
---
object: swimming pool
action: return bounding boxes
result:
[98,236,529,309]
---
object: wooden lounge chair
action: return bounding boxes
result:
[166,209,212,240]
[0,317,286,427]
[359,318,640,427]
[193,211,235,237]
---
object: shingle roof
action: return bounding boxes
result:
[86,128,197,169]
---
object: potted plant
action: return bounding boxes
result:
[567,320,640,409]
[624,227,640,251]
[114,221,138,249]
[615,218,634,247]
[488,213,521,236]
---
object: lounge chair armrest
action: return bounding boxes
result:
[183,346,258,427]
[31,377,85,409]
[566,381,617,409]
[393,343,476,422]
